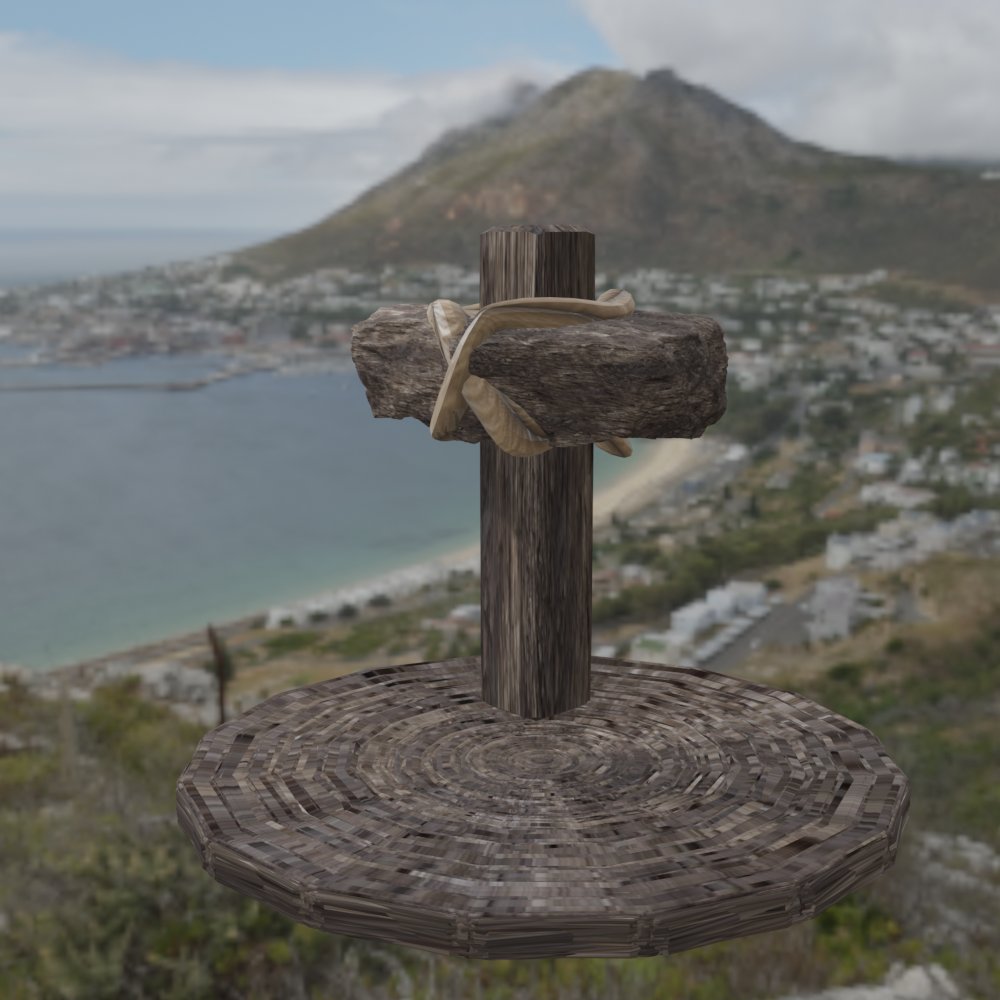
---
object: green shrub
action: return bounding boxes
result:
[325,624,389,659]
[828,661,864,685]
[261,631,321,658]
[0,751,59,806]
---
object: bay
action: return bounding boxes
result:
[0,354,644,671]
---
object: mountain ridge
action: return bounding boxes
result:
[237,66,1000,296]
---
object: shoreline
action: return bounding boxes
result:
[4,436,707,687]
[263,437,702,626]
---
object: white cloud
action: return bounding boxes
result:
[0,32,572,230]
[5,9,999,234]
[574,0,1000,159]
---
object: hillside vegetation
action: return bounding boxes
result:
[2,557,998,998]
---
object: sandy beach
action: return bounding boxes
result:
[593,437,701,524]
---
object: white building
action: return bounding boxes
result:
[854,451,893,477]
[633,580,771,664]
[266,607,303,628]
[806,576,870,643]
[897,457,927,485]
[728,352,775,390]
[825,534,855,571]
[619,563,656,587]
[670,600,716,641]
[630,629,686,665]
[901,394,924,426]
[705,580,767,618]
[930,387,956,414]
[912,520,952,558]
[705,586,737,619]
[859,482,934,509]
[824,509,1000,573]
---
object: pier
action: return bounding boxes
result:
[0,368,270,392]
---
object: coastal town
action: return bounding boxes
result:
[3,253,1000,728]
[3,252,999,379]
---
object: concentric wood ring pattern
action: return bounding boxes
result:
[176,656,909,960]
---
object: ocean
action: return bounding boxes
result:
[0,346,646,671]
[0,229,275,289]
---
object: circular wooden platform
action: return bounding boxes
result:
[176,656,909,960]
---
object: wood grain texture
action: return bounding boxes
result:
[479,225,593,718]
[481,433,592,716]
[480,223,596,307]
[175,656,911,960]
[350,306,728,447]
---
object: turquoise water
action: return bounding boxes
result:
[0,351,646,671]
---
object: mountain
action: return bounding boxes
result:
[237,66,1000,297]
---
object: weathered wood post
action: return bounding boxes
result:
[479,224,594,718]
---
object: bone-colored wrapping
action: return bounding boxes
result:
[427,290,636,457]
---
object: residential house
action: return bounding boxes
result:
[806,576,882,643]
[854,451,893,477]
[859,482,934,509]
[619,563,656,587]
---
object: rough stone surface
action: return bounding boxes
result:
[907,831,1000,950]
[351,305,728,447]
[774,962,964,1000]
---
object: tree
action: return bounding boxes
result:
[207,625,236,726]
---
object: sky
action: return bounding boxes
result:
[2,0,1000,235]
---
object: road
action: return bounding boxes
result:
[701,599,810,674]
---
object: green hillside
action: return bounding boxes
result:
[2,555,998,998]
[238,67,1000,298]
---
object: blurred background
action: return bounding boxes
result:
[1,2,998,997]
